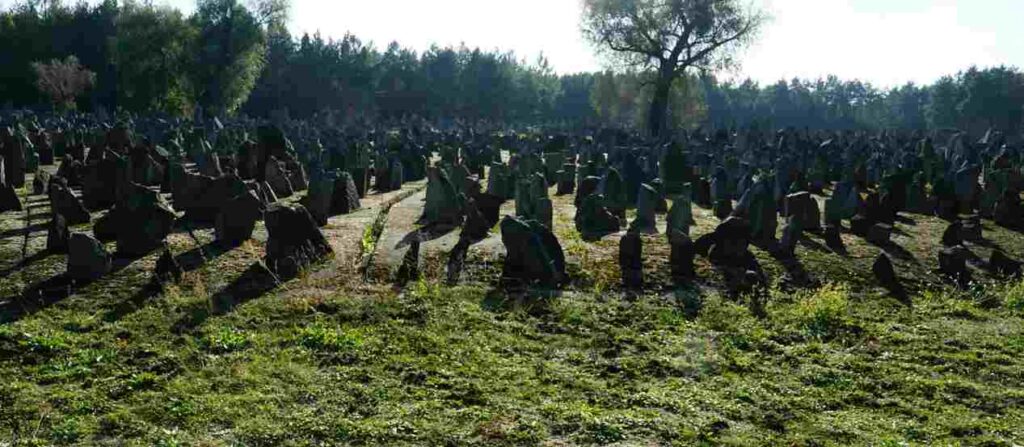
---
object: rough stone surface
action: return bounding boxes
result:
[67,232,111,281]
[500,216,565,287]
[264,203,332,278]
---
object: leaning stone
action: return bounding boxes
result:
[629,183,659,234]
[49,183,91,225]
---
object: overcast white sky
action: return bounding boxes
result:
[24,0,1024,88]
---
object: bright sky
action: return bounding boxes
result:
[39,0,1024,88]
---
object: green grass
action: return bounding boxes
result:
[2,181,1024,445]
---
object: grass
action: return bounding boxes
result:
[2,177,1024,445]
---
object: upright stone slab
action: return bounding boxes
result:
[49,183,91,225]
[331,171,362,215]
[575,193,621,241]
[114,183,178,256]
[265,203,332,278]
[47,213,69,252]
[666,192,693,238]
[669,233,695,283]
[575,176,601,207]
[629,183,658,234]
[67,232,111,281]
[785,191,821,232]
[216,191,263,247]
[265,157,295,198]
[556,162,576,196]
[619,232,643,289]
[500,216,566,287]
[420,166,463,226]
[300,176,334,226]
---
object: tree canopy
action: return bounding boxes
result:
[582,0,765,137]
[0,0,1020,134]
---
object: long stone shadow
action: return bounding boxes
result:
[172,262,280,333]
[869,239,917,262]
[101,242,234,323]
[481,285,561,315]
[0,249,58,280]
[0,251,148,323]
[396,223,459,249]
[0,222,48,241]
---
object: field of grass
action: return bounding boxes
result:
[2,175,1024,446]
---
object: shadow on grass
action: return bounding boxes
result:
[0,222,48,241]
[172,261,280,333]
[102,242,235,322]
[0,251,148,323]
[396,223,459,249]
[0,249,59,280]
[481,285,561,315]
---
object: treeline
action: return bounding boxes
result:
[2,0,1022,133]
[702,66,1024,134]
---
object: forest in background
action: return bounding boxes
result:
[1,0,1023,134]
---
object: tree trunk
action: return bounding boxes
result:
[647,70,674,139]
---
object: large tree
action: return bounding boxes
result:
[582,0,764,137]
